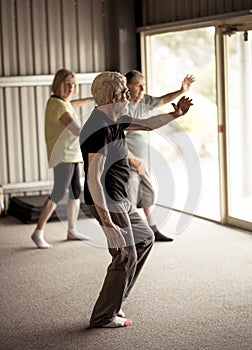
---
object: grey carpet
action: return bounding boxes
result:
[0,211,251,350]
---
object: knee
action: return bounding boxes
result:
[50,191,64,204]
[69,186,81,200]
[142,230,155,248]
[111,249,137,271]
[147,230,155,246]
[149,231,155,244]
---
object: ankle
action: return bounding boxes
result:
[31,229,52,249]
[150,225,158,233]
[32,229,44,236]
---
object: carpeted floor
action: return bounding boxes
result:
[0,210,252,350]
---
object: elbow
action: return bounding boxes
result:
[143,125,153,131]
[139,124,152,131]
[71,127,81,136]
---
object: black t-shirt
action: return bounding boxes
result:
[80,108,132,205]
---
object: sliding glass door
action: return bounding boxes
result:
[144,27,221,224]
[225,28,252,228]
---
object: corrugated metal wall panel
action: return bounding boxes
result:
[47,0,64,73]
[139,0,252,26]
[20,87,39,182]
[62,0,79,70]
[1,0,19,76]
[199,0,208,17]
[5,88,24,183]
[91,0,106,72]
[79,85,95,120]
[77,0,94,72]
[0,89,7,183]
[32,0,48,74]
[35,86,50,180]
[0,0,108,76]
[0,8,2,75]
[16,0,34,75]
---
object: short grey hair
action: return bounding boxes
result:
[125,70,144,85]
[91,71,127,106]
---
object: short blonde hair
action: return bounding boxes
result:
[91,71,126,106]
[51,68,78,96]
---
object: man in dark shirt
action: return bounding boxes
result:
[80,71,193,328]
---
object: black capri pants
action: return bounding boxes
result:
[50,162,81,204]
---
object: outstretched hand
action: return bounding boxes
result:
[181,74,195,92]
[172,96,193,118]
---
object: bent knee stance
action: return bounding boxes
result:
[50,162,81,204]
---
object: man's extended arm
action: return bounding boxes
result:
[126,96,193,132]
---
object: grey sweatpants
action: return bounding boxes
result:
[87,199,154,327]
[127,166,155,209]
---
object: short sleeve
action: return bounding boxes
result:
[118,114,132,129]
[142,94,161,108]
[88,126,110,156]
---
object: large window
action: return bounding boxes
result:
[144,27,220,223]
[142,21,252,231]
